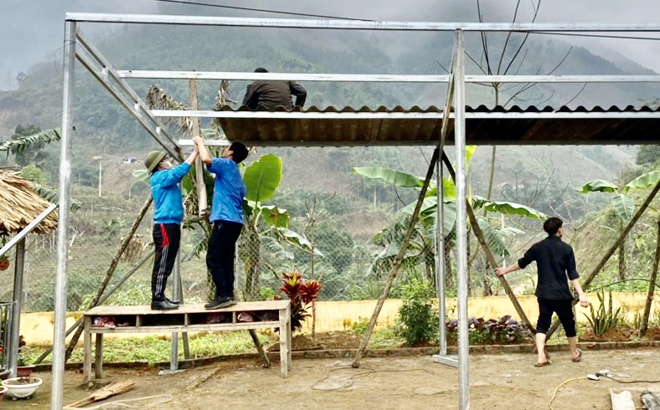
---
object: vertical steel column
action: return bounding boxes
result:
[170,251,182,370]
[436,158,447,356]
[8,239,26,378]
[52,20,76,410]
[454,29,470,410]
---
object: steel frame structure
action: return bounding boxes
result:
[53,13,660,410]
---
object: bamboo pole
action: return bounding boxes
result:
[441,152,534,330]
[546,176,660,338]
[640,220,660,336]
[351,149,438,368]
[64,196,153,361]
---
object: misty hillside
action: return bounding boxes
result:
[0,4,652,230]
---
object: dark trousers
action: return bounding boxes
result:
[536,297,577,337]
[151,223,181,301]
[207,221,243,299]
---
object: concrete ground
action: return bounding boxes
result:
[4,348,660,409]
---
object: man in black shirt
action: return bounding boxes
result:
[495,217,589,367]
[242,67,307,110]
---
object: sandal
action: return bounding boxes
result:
[572,348,582,363]
[534,360,552,367]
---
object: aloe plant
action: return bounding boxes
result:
[583,289,623,335]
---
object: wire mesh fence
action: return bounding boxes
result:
[2,154,657,332]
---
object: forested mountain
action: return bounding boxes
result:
[0,3,654,226]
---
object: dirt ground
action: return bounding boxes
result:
[4,348,660,409]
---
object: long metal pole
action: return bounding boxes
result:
[64,13,660,32]
[436,41,457,360]
[98,160,102,197]
[171,250,181,370]
[436,148,447,356]
[0,204,58,259]
[8,238,26,378]
[52,20,76,410]
[117,70,660,84]
[454,29,470,410]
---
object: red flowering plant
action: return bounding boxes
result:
[278,272,322,332]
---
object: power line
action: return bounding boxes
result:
[133,0,660,41]
[150,0,374,22]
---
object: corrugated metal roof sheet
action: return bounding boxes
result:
[216,105,660,146]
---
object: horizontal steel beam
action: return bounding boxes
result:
[118,71,660,84]
[469,75,660,83]
[178,139,230,146]
[153,110,445,119]
[65,13,660,32]
[152,109,660,120]
[118,70,451,83]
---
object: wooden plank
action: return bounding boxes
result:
[85,301,290,316]
[83,317,92,382]
[94,334,103,379]
[88,321,281,334]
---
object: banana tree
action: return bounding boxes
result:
[240,154,322,300]
[354,152,545,292]
[580,171,660,280]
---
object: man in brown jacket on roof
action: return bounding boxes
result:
[242,67,307,110]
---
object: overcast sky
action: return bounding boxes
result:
[1,0,660,90]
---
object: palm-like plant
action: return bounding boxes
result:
[0,129,61,157]
[0,128,75,207]
[353,152,545,294]
[580,171,660,280]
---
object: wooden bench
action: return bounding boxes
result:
[83,300,291,381]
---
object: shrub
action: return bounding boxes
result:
[351,317,370,335]
[278,271,322,332]
[447,315,530,345]
[395,277,438,347]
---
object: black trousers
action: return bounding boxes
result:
[536,297,577,337]
[207,221,243,299]
[151,223,181,301]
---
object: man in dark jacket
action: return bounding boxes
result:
[242,67,307,110]
[495,217,589,367]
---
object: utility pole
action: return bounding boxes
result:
[93,155,103,197]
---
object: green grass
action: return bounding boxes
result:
[25,331,275,365]
[369,328,406,349]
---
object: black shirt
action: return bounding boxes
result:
[241,80,307,110]
[517,235,579,300]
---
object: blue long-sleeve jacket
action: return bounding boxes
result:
[150,162,191,224]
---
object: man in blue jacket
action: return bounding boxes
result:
[193,136,248,309]
[145,146,198,310]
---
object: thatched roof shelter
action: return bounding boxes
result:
[0,170,58,234]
